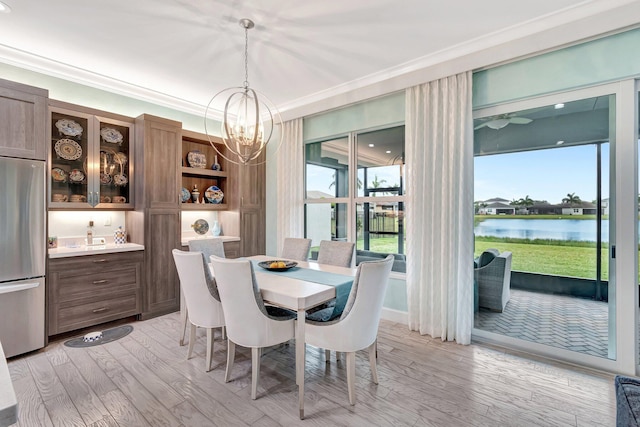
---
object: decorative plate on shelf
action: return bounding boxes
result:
[192,219,209,235]
[180,187,190,203]
[51,167,67,182]
[55,119,83,137]
[187,150,207,168]
[54,138,82,160]
[100,127,124,144]
[113,174,128,186]
[68,169,85,183]
[100,172,112,185]
[258,260,298,272]
[204,185,224,204]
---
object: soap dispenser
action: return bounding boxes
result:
[87,221,94,245]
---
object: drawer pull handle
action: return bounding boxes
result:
[92,307,109,313]
[92,280,108,285]
[93,259,108,263]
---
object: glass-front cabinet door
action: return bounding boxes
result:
[49,106,133,208]
[97,116,133,207]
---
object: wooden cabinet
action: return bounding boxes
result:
[0,78,47,160]
[48,251,143,335]
[239,159,266,256]
[49,101,135,209]
[129,114,182,319]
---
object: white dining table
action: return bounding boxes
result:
[247,255,357,419]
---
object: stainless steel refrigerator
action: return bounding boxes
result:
[0,156,46,358]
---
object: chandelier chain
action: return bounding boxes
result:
[243,25,249,89]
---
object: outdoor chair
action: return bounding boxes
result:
[474,248,512,312]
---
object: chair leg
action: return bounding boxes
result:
[251,347,261,400]
[225,340,235,383]
[186,323,196,360]
[206,328,214,372]
[221,326,226,341]
[179,301,188,346]
[346,352,356,405]
[325,349,330,363]
[368,341,378,384]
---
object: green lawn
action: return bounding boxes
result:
[474,238,609,280]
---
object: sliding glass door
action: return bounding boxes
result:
[473,90,616,362]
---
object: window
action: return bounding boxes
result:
[305,126,406,272]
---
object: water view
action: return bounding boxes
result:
[474,218,610,242]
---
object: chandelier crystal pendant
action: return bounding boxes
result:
[205,18,282,166]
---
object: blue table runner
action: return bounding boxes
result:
[251,261,353,320]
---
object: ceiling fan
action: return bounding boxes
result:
[474,113,533,130]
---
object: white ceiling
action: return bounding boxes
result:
[0,0,638,119]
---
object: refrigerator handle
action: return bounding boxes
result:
[0,282,40,295]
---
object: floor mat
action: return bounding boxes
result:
[63,325,133,348]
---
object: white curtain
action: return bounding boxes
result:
[276,118,305,255]
[405,71,474,344]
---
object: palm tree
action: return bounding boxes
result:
[328,172,362,191]
[521,195,534,207]
[562,192,582,205]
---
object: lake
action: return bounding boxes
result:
[474,218,610,242]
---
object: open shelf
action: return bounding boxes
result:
[180,167,228,178]
[181,130,229,209]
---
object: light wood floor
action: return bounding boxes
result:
[7,312,617,426]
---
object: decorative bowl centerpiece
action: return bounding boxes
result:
[258,260,298,272]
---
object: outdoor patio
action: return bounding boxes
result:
[474,288,609,358]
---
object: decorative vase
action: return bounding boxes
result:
[212,220,221,236]
[211,155,221,171]
[191,184,200,203]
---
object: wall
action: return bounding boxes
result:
[473,27,640,108]
[48,211,126,242]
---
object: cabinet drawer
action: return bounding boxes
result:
[55,265,140,302]
[55,291,140,334]
[49,251,144,273]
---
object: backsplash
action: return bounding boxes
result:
[181,211,221,235]
[49,210,225,244]
[48,211,126,240]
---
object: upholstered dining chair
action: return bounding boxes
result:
[179,239,226,346]
[210,256,296,400]
[305,255,393,405]
[308,240,356,327]
[172,249,226,372]
[316,240,355,268]
[280,237,311,261]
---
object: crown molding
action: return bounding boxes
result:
[0,43,223,119]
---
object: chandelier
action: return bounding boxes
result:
[205,18,282,165]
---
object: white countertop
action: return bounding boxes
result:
[180,235,240,247]
[0,341,17,427]
[48,242,145,258]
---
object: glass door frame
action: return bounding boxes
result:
[472,81,638,374]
